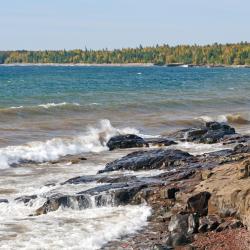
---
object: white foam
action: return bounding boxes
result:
[198,115,227,123]
[172,141,230,155]
[0,120,140,168]
[9,105,24,109]
[38,102,80,108]
[0,204,151,250]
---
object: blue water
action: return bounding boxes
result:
[0,66,250,145]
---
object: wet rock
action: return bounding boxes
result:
[145,138,177,147]
[35,194,91,215]
[97,175,138,184]
[35,182,148,215]
[98,149,193,173]
[107,134,148,151]
[15,195,38,204]
[187,192,211,216]
[50,155,87,165]
[222,134,250,145]
[61,175,98,185]
[0,199,8,203]
[233,143,250,154]
[171,122,235,144]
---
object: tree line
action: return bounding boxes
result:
[0,42,250,65]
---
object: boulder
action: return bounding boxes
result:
[171,122,236,144]
[168,213,189,233]
[98,149,193,173]
[187,192,211,216]
[106,134,148,151]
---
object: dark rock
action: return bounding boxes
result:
[198,215,221,233]
[215,221,231,232]
[97,175,138,184]
[229,219,243,229]
[98,149,193,173]
[233,143,250,153]
[166,232,189,247]
[187,213,199,234]
[145,138,177,147]
[222,134,250,145]
[171,122,236,144]
[61,175,98,185]
[187,192,211,216]
[215,219,243,232]
[160,187,180,200]
[107,134,148,151]
[0,199,8,203]
[168,213,189,233]
[15,195,38,204]
[35,182,149,215]
[205,149,233,158]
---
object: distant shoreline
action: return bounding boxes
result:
[0,63,249,68]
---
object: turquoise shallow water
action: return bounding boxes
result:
[0,65,250,145]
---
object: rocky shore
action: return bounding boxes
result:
[7,121,250,249]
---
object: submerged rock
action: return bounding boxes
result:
[15,195,38,204]
[107,134,148,151]
[98,149,193,173]
[0,199,8,203]
[187,192,211,216]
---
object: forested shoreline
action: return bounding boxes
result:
[0,42,250,65]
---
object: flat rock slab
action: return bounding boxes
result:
[98,149,193,173]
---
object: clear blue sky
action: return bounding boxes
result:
[1,0,249,50]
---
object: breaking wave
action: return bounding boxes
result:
[0,120,139,169]
[198,113,250,125]
[3,102,81,111]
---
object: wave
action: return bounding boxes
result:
[2,102,81,111]
[0,120,139,169]
[38,102,80,109]
[198,114,250,125]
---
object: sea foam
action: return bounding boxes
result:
[0,120,139,169]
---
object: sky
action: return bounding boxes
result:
[0,0,249,50]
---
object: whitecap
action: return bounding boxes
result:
[0,119,140,168]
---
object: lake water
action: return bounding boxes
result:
[0,65,249,249]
